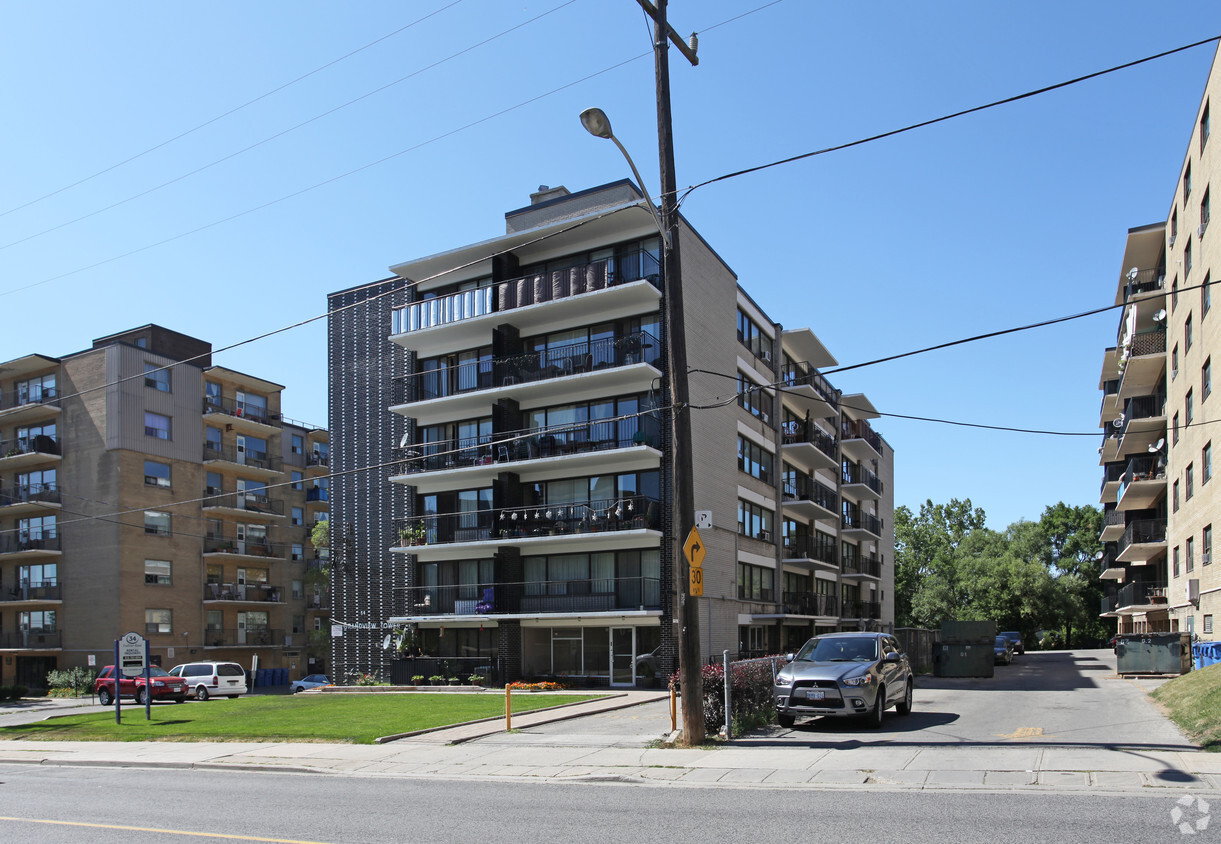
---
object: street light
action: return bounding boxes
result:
[579,108,670,249]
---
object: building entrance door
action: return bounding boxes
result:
[610,627,635,687]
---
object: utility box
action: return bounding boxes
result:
[934,620,997,677]
[1116,632,1192,676]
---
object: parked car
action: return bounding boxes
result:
[291,674,329,693]
[167,661,248,700]
[994,636,1015,665]
[94,665,188,705]
[999,631,1024,655]
[773,632,913,729]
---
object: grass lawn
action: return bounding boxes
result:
[0,692,603,745]
[1150,663,1221,751]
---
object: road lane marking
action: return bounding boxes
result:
[997,727,1046,741]
[0,816,328,843]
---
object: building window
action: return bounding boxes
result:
[1203,101,1211,151]
[291,543,304,562]
[144,460,171,488]
[737,436,773,482]
[1187,389,1195,425]
[1173,344,1180,380]
[1174,480,1181,513]
[737,499,774,542]
[1188,537,1196,572]
[313,511,329,525]
[1187,313,1194,351]
[1204,187,1212,235]
[144,411,171,440]
[21,610,56,633]
[1207,358,1214,401]
[1174,412,1181,445]
[736,308,774,366]
[737,371,771,424]
[144,559,172,585]
[15,374,56,405]
[737,562,774,601]
[1205,442,1213,485]
[292,580,304,600]
[1206,524,1214,565]
[1174,546,1181,578]
[144,363,170,393]
[1186,162,1193,198]
[205,381,222,412]
[292,615,306,635]
[1173,276,1180,312]
[145,609,172,635]
[1207,615,1215,635]
[292,471,304,491]
[291,434,305,455]
[291,507,304,527]
[1187,239,1194,276]
[144,510,171,536]
[1187,463,1195,500]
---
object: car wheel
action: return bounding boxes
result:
[136,687,149,706]
[865,687,885,729]
[895,680,913,716]
[777,713,795,728]
[195,686,210,702]
[98,687,112,706]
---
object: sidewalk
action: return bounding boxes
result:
[1,687,1219,794]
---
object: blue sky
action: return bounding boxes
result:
[1,1,1218,529]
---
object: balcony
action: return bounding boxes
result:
[306,592,331,611]
[0,534,61,557]
[389,251,662,357]
[1117,393,1166,456]
[1099,429,1121,465]
[1099,463,1126,504]
[391,419,662,494]
[305,452,329,471]
[202,491,284,519]
[202,443,283,475]
[0,581,62,603]
[1100,507,1126,543]
[0,435,61,471]
[1116,581,1168,611]
[781,474,837,521]
[0,388,60,425]
[393,332,662,426]
[841,550,882,579]
[840,418,882,461]
[780,361,840,417]
[783,533,837,569]
[1116,454,1165,511]
[0,629,62,649]
[0,483,62,516]
[202,395,281,430]
[204,628,283,647]
[1100,594,1118,615]
[203,536,285,560]
[204,581,284,602]
[394,496,662,562]
[841,462,884,497]
[1117,328,1166,400]
[841,600,882,620]
[1116,518,1167,563]
[1099,378,1121,426]
[781,592,838,617]
[400,576,661,618]
[841,509,882,539]
[781,419,838,472]
[1122,267,1165,303]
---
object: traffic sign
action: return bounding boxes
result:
[683,527,706,568]
[118,631,147,677]
[689,566,704,597]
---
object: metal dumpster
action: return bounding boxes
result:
[934,620,996,678]
[1116,632,1192,675]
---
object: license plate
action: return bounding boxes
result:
[802,689,824,700]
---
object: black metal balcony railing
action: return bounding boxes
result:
[783,533,837,566]
[205,627,283,647]
[1124,394,1166,422]
[399,331,662,404]
[398,496,662,547]
[403,577,661,616]
[781,420,838,461]
[203,536,284,559]
[204,581,283,602]
[203,443,282,473]
[0,388,59,412]
[841,419,883,454]
[780,361,840,410]
[1117,581,1167,609]
[391,249,662,336]
[0,435,60,459]
[1123,267,1165,301]
[1,581,62,601]
[841,550,882,577]
[1102,508,1125,530]
[841,510,883,536]
[202,395,280,427]
[203,491,284,517]
[0,534,60,554]
[0,483,61,507]
[1120,518,1167,550]
[782,474,837,511]
[306,592,331,610]
[783,592,838,616]
[306,452,329,468]
[1123,454,1164,485]
[0,629,62,648]
[841,462,884,495]
[1101,594,1118,614]
[841,600,882,620]
[1100,463,1126,494]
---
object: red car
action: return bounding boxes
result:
[95,665,188,705]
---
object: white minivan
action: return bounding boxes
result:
[168,661,248,700]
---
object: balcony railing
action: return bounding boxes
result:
[1123,454,1164,485]
[202,395,280,427]
[1117,581,1167,609]
[841,550,882,577]
[1102,508,1125,530]
[0,435,60,459]
[840,419,882,454]
[1100,463,1126,494]
[782,474,837,511]
[204,627,283,647]
[1,581,62,601]
[203,536,284,559]
[391,250,662,336]
[781,420,837,461]
[306,452,329,468]
[0,629,62,648]
[783,533,837,565]
[1119,328,1167,364]
[1123,267,1165,301]
[0,483,61,507]
[203,443,282,472]
[841,600,882,619]
[780,361,840,410]
[782,592,838,616]
[841,462,884,495]
[203,491,284,516]
[841,510,883,535]
[1120,518,1167,550]
[205,581,283,602]
[0,389,59,412]
[403,577,661,616]
[0,534,60,554]
[1101,594,1118,614]
[398,496,662,547]
[306,592,331,610]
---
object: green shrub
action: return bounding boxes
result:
[0,685,30,701]
[684,659,778,736]
[46,667,96,696]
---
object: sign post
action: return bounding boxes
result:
[684,526,705,597]
[117,631,148,723]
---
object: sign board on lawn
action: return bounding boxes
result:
[119,631,147,677]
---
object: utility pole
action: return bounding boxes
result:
[641,0,703,745]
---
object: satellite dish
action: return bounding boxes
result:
[382,634,392,650]
[1149,438,1166,452]
[1127,267,1139,281]
[1112,416,1125,428]
[399,433,411,448]
[1153,309,1167,322]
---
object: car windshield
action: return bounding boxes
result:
[794,637,878,662]
[995,637,1008,647]
[148,667,171,677]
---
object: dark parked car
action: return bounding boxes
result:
[994,635,1014,665]
[999,631,1024,655]
[94,665,188,706]
[773,632,913,728]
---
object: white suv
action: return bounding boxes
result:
[168,661,248,700]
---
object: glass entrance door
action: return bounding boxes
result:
[611,627,635,686]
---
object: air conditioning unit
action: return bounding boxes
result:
[1203,551,1212,565]
[1189,578,1201,604]
[759,530,773,543]
[760,349,772,363]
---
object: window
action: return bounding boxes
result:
[20,562,56,588]
[1206,273,1213,317]
[144,559,172,585]
[205,426,222,454]
[736,499,774,542]
[1207,358,1214,401]
[1203,101,1211,151]
[145,608,172,634]
[1187,239,1194,276]
[205,381,222,411]
[1187,463,1195,500]
[144,362,170,392]
[1174,480,1181,513]
[292,615,306,635]
[1187,389,1195,425]
[136,337,147,349]
[1205,442,1213,484]
[1173,277,1180,312]
[144,460,171,488]
[313,511,329,525]
[291,543,304,562]
[1173,344,1180,380]
[737,436,773,482]
[1174,546,1181,578]
[1204,187,1212,235]
[291,434,304,455]
[1174,412,1181,445]
[736,308,774,365]
[144,510,171,536]
[737,562,774,601]
[292,471,304,490]
[291,507,304,527]
[1206,524,1214,565]
[205,471,222,496]
[15,374,55,405]
[737,371,771,424]
[144,411,171,440]
[1187,313,1194,351]
[1188,536,1196,572]
[1173,208,1180,244]
[21,610,56,632]
[291,580,304,600]
[1186,162,1193,198]
[1207,615,1215,635]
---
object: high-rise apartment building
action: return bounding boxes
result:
[1100,50,1221,637]
[0,325,329,688]
[328,182,894,686]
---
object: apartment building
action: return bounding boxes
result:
[327,181,894,686]
[1100,49,1221,637]
[0,325,329,688]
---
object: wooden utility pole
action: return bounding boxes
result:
[644,0,703,746]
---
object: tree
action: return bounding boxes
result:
[894,498,987,627]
